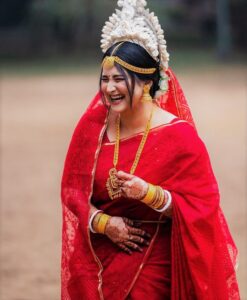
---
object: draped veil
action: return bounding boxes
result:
[61,68,239,299]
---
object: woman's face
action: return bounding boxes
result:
[101,65,145,113]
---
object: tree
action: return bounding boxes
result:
[216,0,232,58]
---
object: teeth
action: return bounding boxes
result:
[111,95,123,100]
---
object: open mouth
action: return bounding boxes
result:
[110,95,125,102]
[109,95,125,105]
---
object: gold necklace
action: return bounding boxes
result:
[106,106,154,200]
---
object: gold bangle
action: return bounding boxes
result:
[97,213,111,234]
[149,186,165,209]
[157,187,165,208]
[156,189,167,210]
[150,188,160,208]
[154,187,165,209]
[141,183,156,204]
[93,212,103,230]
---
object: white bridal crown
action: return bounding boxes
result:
[100,0,170,71]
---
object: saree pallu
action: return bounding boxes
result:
[61,69,240,299]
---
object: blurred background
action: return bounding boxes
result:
[0,0,246,299]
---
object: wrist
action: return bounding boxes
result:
[91,211,111,234]
[141,183,172,212]
[142,181,149,200]
[154,190,172,212]
[89,210,103,233]
[141,183,156,204]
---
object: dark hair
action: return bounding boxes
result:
[99,41,160,107]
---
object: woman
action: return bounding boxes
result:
[61,1,239,299]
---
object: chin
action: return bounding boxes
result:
[110,102,129,113]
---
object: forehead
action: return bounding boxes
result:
[102,65,124,76]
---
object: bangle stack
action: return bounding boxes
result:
[155,190,172,212]
[89,210,111,234]
[141,183,172,212]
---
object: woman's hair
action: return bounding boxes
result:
[100,41,160,107]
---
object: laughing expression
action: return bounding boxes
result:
[101,65,145,113]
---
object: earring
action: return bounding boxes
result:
[141,84,152,102]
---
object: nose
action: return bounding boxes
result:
[106,81,116,93]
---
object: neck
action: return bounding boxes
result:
[120,102,154,133]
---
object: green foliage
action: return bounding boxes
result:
[30,0,85,24]
[0,0,246,58]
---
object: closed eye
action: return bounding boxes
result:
[101,76,125,82]
[101,77,109,82]
[115,77,125,82]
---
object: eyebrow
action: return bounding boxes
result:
[101,74,124,78]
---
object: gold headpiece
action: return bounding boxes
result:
[102,56,156,74]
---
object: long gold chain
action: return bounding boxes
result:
[106,105,154,200]
[114,105,154,173]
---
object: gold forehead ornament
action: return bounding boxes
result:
[102,56,156,75]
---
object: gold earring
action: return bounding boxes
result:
[141,84,152,102]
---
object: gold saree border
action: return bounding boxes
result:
[87,106,110,300]
[168,69,182,119]
[124,213,167,299]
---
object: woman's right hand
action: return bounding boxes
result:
[104,217,151,255]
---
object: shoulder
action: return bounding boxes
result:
[170,121,207,157]
[152,106,177,127]
[152,110,207,156]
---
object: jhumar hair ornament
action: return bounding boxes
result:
[102,56,156,74]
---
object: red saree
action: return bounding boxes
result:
[61,69,239,299]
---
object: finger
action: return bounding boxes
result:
[121,187,128,194]
[118,243,132,255]
[128,235,150,246]
[125,241,143,252]
[133,221,142,227]
[123,217,134,226]
[117,179,125,186]
[144,232,152,239]
[128,227,150,238]
[122,181,132,188]
[117,171,135,181]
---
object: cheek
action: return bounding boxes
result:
[133,86,144,102]
[118,82,129,94]
[101,83,107,93]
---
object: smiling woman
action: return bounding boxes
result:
[101,66,132,110]
[100,41,161,109]
[100,63,148,116]
[60,1,240,299]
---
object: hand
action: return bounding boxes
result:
[117,170,148,200]
[105,216,151,255]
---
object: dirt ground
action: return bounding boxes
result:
[1,65,246,299]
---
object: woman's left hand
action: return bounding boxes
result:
[117,170,148,200]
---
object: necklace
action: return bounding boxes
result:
[106,106,154,200]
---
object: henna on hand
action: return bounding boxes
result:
[104,216,150,254]
[117,171,148,200]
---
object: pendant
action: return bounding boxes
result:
[106,168,122,200]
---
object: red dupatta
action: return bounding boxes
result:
[61,68,239,299]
